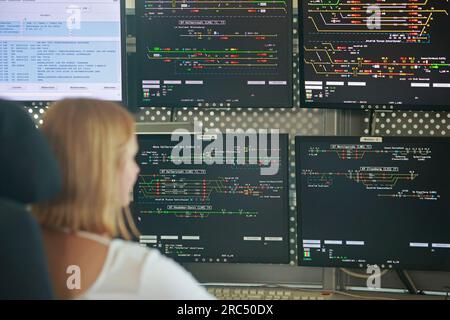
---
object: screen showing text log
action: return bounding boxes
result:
[0,0,124,102]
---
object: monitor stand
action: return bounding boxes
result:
[396,270,422,295]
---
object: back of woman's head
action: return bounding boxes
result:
[32,99,138,239]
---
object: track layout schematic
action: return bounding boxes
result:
[301,0,450,108]
[136,0,292,107]
[301,142,439,199]
[132,135,289,263]
[296,137,450,269]
[136,174,284,217]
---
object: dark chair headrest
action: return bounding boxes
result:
[0,100,61,203]
[0,197,54,299]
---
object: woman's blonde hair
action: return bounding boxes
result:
[32,99,139,240]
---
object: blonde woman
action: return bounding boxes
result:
[32,99,213,300]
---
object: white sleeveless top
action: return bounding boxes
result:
[73,231,214,300]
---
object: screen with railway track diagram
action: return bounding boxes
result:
[299,0,450,110]
[131,133,289,263]
[296,136,450,270]
[135,0,293,108]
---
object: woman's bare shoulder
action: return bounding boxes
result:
[42,229,109,299]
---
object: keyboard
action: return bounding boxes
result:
[206,286,334,300]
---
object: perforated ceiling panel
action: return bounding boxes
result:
[372,111,450,137]
[136,107,172,122]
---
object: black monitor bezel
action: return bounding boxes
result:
[134,1,294,109]
[295,135,450,271]
[0,0,127,106]
[132,132,292,265]
[297,2,450,112]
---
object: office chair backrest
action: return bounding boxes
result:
[0,100,61,299]
[0,102,61,203]
[0,198,55,299]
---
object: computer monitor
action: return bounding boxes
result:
[299,0,450,111]
[135,0,293,108]
[131,133,290,264]
[296,136,450,271]
[0,0,126,102]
